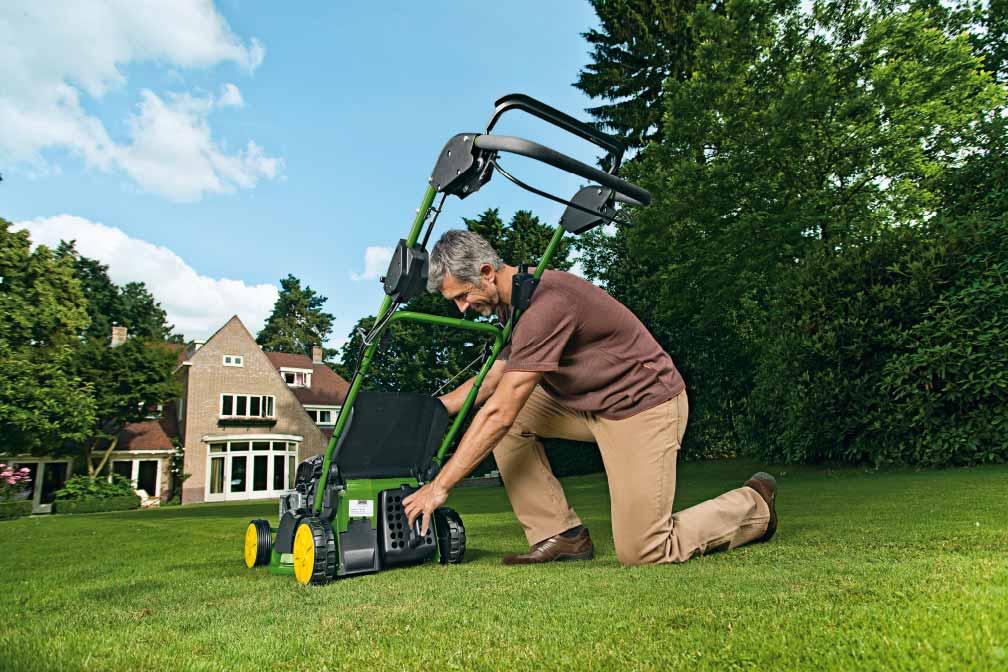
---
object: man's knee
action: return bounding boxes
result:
[613,532,689,566]
[614,536,659,566]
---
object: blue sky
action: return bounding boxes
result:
[2,1,604,350]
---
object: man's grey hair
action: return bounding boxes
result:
[427,230,503,293]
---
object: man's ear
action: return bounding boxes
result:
[479,263,496,284]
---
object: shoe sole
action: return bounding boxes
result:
[747,472,777,543]
[501,547,595,565]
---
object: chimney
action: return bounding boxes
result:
[111,325,128,348]
[312,345,323,364]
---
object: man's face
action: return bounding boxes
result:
[440,266,499,316]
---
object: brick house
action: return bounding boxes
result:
[171,315,349,505]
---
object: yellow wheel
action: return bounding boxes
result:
[243,519,272,568]
[292,517,336,585]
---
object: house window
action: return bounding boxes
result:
[280,369,312,388]
[204,439,299,502]
[223,355,244,367]
[220,394,276,419]
[305,407,337,425]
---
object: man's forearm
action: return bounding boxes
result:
[438,360,506,416]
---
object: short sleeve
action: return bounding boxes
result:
[503,289,578,373]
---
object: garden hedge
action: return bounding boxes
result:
[0,501,32,520]
[52,495,140,515]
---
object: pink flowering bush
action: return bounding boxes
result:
[0,464,33,502]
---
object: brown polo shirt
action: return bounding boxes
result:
[501,270,684,420]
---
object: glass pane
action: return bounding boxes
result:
[319,410,331,423]
[236,395,247,416]
[230,441,250,452]
[41,462,69,505]
[209,443,226,453]
[252,455,268,491]
[266,397,274,417]
[112,461,133,479]
[284,372,294,384]
[230,455,247,493]
[222,395,233,415]
[250,396,261,416]
[287,455,295,489]
[252,441,269,452]
[138,461,158,496]
[273,455,285,490]
[209,457,225,494]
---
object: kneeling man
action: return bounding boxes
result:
[404,230,777,565]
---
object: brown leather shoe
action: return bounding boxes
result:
[502,528,595,565]
[744,472,778,543]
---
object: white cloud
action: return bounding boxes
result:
[351,246,394,281]
[15,215,278,341]
[113,89,280,201]
[218,83,244,108]
[0,1,278,201]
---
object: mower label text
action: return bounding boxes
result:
[349,499,374,517]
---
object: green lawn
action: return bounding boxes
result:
[1,459,1006,671]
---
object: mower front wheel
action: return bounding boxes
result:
[244,519,272,568]
[293,517,336,585]
[434,507,466,564]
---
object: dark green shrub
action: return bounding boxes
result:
[747,215,1008,466]
[545,439,605,477]
[0,501,32,520]
[52,495,140,514]
[54,473,136,500]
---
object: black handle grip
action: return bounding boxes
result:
[487,94,624,168]
[474,134,651,206]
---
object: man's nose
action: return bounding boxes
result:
[454,298,469,313]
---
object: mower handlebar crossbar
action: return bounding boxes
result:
[473,134,651,206]
[487,93,624,168]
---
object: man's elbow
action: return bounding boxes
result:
[481,397,520,433]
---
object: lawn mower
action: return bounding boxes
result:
[242,93,651,585]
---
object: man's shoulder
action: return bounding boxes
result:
[538,269,597,296]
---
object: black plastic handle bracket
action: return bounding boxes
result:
[429,133,495,199]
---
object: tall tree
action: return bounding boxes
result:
[577,0,1005,456]
[1,221,89,349]
[0,219,94,455]
[575,0,712,150]
[55,241,180,342]
[256,275,335,356]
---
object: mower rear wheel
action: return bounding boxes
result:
[293,517,336,585]
[244,519,272,568]
[434,507,466,564]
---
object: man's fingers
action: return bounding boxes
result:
[420,511,431,537]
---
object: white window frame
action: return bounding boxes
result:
[279,367,312,388]
[109,458,163,498]
[220,393,276,419]
[204,439,299,502]
[223,354,244,367]
[304,405,340,426]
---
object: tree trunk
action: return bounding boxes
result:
[91,437,119,478]
[85,439,98,477]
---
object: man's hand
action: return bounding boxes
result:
[402,481,449,536]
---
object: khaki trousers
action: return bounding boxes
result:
[493,387,770,565]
